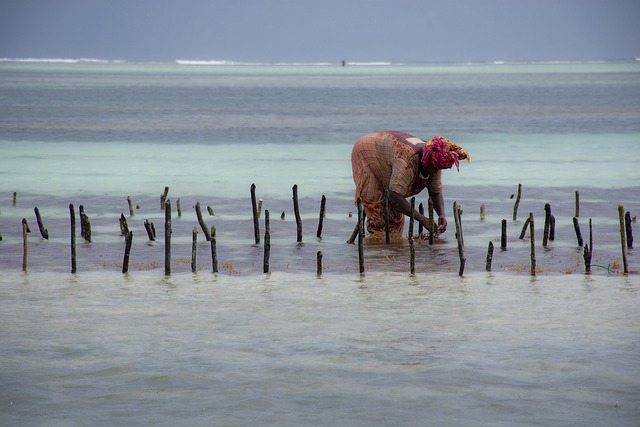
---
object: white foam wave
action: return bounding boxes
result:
[0,57,122,64]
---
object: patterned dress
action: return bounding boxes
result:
[351,130,442,234]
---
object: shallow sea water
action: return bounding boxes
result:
[1,60,639,425]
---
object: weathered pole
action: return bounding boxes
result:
[409,197,415,275]
[293,184,302,243]
[485,241,494,272]
[251,183,260,244]
[418,202,425,236]
[22,220,28,272]
[144,219,156,241]
[573,217,584,247]
[543,203,551,248]
[575,190,580,218]
[122,231,133,274]
[79,205,91,242]
[69,204,76,273]
[195,202,212,241]
[177,198,182,217]
[191,227,198,273]
[428,197,434,245]
[501,219,507,249]
[263,209,270,274]
[519,216,531,239]
[513,184,522,221]
[160,186,169,210]
[119,213,129,236]
[625,211,633,249]
[210,225,218,274]
[34,207,49,240]
[317,251,323,276]
[316,195,326,238]
[164,199,171,276]
[480,204,486,221]
[127,196,134,217]
[618,205,629,274]
[454,201,465,276]
[357,197,365,275]
[529,212,536,276]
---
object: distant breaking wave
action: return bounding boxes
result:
[0,57,125,64]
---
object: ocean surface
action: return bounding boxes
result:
[1,59,639,426]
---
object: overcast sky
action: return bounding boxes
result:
[1,0,638,63]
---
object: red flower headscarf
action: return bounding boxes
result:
[421,136,470,172]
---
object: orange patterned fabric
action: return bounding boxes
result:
[351,130,442,233]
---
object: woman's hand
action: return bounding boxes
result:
[437,216,447,234]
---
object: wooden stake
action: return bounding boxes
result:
[418,202,424,236]
[480,204,486,221]
[144,219,156,241]
[160,186,169,210]
[529,212,536,276]
[347,222,359,244]
[501,219,507,250]
[127,196,134,217]
[79,205,91,242]
[625,211,633,249]
[428,197,434,245]
[409,197,415,275]
[177,198,182,217]
[575,190,580,218]
[263,209,270,273]
[195,201,212,241]
[210,225,218,273]
[573,217,584,247]
[207,205,214,216]
[34,207,49,240]
[485,241,494,272]
[618,205,629,274]
[316,194,326,238]
[69,204,76,274]
[293,185,303,243]
[122,231,133,273]
[454,201,465,276]
[258,199,263,219]
[317,251,323,276]
[13,191,17,206]
[543,203,551,248]
[164,200,171,276]
[21,218,31,233]
[191,227,198,273]
[251,183,260,244]
[583,244,592,274]
[549,215,556,241]
[513,184,522,221]
[383,189,391,244]
[22,220,28,272]
[519,217,531,239]
[119,213,129,236]
[357,197,365,275]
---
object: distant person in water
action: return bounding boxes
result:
[351,130,470,236]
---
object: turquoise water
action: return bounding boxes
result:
[1,60,639,426]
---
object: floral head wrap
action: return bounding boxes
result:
[421,136,470,172]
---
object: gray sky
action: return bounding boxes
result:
[1,0,639,63]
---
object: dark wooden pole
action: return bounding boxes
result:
[618,205,629,274]
[13,191,17,206]
[79,205,91,242]
[144,219,156,241]
[119,213,129,236]
[501,219,507,250]
[418,202,424,236]
[549,215,556,241]
[383,189,391,244]
[263,210,270,273]
[293,184,302,243]
[575,190,580,218]
[210,225,218,273]
[195,202,212,241]
[529,212,536,276]
[573,217,584,247]
[357,197,365,275]
[625,211,633,249]
[191,227,198,273]
[409,197,415,275]
[69,204,76,273]
[485,241,494,272]
[543,203,551,248]
[160,186,169,210]
[164,199,171,276]
[317,251,323,276]
[428,197,434,245]
[122,231,133,273]
[34,207,49,240]
[22,220,28,272]
[177,198,182,217]
[513,184,522,221]
[251,183,260,244]
[454,201,465,276]
[480,204,486,221]
[127,196,134,217]
[316,195,326,238]
[519,216,531,239]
